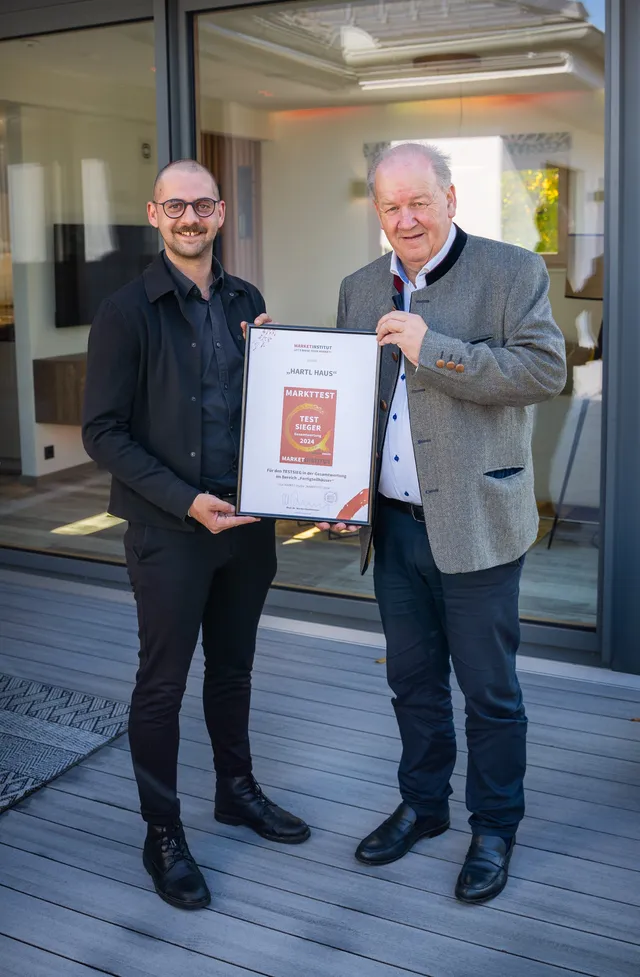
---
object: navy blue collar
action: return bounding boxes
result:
[144,250,247,304]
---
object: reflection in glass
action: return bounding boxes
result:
[0,22,156,546]
[193,0,605,628]
[0,3,606,630]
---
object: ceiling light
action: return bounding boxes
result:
[360,62,574,92]
[341,26,378,55]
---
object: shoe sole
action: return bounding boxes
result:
[143,853,211,910]
[215,812,311,844]
[355,820,450,866]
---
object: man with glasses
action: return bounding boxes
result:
[83,159,310,912]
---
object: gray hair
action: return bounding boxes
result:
[367,142,453,198]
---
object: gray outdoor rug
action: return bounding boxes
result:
[0,674,129,813]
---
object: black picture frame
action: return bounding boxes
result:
[237,324,381,526]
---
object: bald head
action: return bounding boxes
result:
[153,159,219,201]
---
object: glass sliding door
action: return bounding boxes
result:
[194,0,606,628]
[0,21,157,563]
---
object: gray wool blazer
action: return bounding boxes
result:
[336,227,567,575]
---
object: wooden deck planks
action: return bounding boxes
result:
[1,567,639,977]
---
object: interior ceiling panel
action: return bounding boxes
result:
[198,0,603,110]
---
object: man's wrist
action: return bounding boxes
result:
[186,493,200,519]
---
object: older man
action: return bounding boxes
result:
[334,143,566,903]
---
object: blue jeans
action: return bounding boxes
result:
[373,500,527,838]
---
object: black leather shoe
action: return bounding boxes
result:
[143,822,211,910]
[215,774,310,844]
[355,802,450,866]
[455,835,515,904]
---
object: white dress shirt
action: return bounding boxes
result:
[379,223,457,504]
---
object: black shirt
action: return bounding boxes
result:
[163,252,244,495]
[82,253,265,531]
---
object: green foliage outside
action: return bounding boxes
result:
[502,167,559,254]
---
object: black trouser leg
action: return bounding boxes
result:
[373,502,526,836]
[125,523,233,824]
[442,558,527,838]
[125,523,220,824]
[201,519,277,776]
[373,504,455,818]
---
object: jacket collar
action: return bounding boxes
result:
[143,251,247,303]
[390,224,467,294]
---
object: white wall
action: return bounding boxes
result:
[201,97,273,141]
[261,90,605,331]
[259,90,605,505]
[4,89,156,477]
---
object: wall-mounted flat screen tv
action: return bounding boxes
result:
[53,223,158,327]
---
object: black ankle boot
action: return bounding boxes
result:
[143,822,211,910]
[215,774,310,843]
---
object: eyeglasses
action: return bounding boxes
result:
[154,198,219,219]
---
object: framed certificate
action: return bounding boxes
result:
[237,325,381,525]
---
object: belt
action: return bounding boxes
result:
[379,494,424,522]
[203,488,237,504]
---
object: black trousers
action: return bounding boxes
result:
[373,499,527,838]
[124,518,276,825]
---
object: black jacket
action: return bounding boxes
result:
[82,252,265,530]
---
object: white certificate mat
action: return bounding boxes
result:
[237,325,380,525]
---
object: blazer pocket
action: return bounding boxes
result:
[469,335,494,345]
[484,467,524,479]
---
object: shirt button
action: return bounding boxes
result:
[190,451,196,457]
[216,342,221,348]
[191,396,196,402]
[224,383,228,390]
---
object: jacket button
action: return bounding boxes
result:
[190,451,196,457]
[191,342,196,348]
[436,359,445,368]
[392,351,399,362]
[191,396,196,402]
[456,363,465,373]
[446,361,456,370]
[380,400,388,411]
